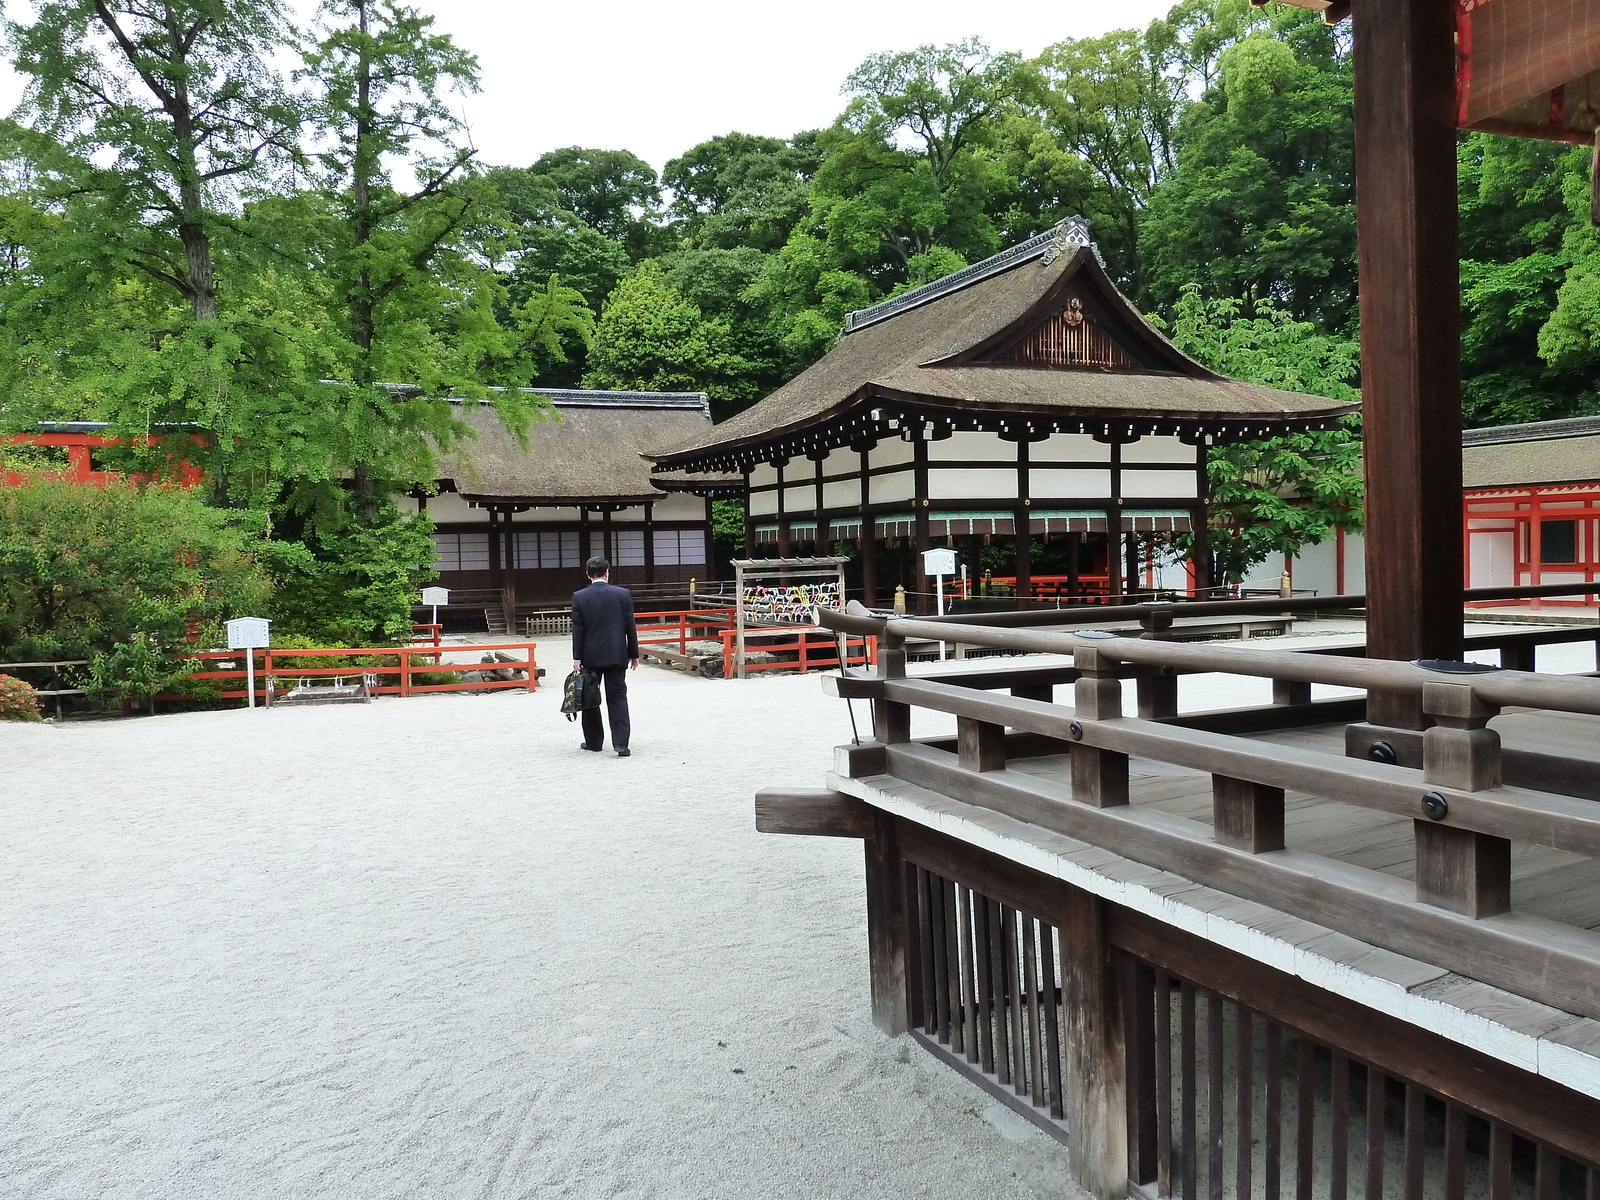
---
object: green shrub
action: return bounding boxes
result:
[0,673,43,722]
[85,632,197,713]
[0,476,270,668]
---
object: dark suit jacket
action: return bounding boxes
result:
[571,580,639,668]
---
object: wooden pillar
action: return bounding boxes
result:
[741,469,755,558]
[579,507,593,564]
[1189,451,1212,597]
[1072,646,1129,807]
[488,508,503,585]
[643,501,656,587]
[913,436,931,614]
[1067,530,1082,598]
[1061,886,1129,1200]
[601,509,614,567]
[1125,532,1141,598]
[1353,0,1464,727]
[814,454,829,555]
[1014,436,1032,604]
[859,448,877,606]
[1108,440,1124,598]
[502,507,518,631]
[864,810,909,1035]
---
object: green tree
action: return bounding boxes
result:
[1140,9,1355,330]
[1155,285,1363,583]
[522,146,665,261]
[584,262,757,413]
[663,131,822,253]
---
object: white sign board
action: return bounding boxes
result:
[420,586,450,607]
[922,547,957,576]
[226,617,270,650]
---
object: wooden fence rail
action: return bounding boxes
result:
[178,642,538,704]
[816,602,1600,1024]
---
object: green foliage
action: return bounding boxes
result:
[584,262,758,414]
[0,673,44,722]
[664,132,822,253]
[86,631,196,710]
[0,475,271,663]
[259,503,436,646]
[1156,287,1362,583]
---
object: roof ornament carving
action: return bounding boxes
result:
[1040,216,1098,266]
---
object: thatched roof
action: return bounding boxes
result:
[1463,416,1600,489]
[649,220,1354,475]
[436,390,733,506]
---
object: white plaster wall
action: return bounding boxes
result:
[504,506,583,525]
[425,491,490,524]
[1121,469,1198,500]
[868,439,915,470]
[823,480,859,509]
[750,463,780,490]
[927,432,1009,463]
[869,470,916,506]
[750,489,778,517]
[1290,537,1340,596]
[928,468,1018,501]
[783,484,815,515]
[1122,437,1198,465]
[1033,434,1110,464]
[652,492,706,521]
[1031,469,1110,499]
[1342,531,1366,594]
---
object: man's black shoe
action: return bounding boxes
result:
[616,748,631,757]
[580,743,602,752]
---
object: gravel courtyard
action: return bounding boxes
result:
[0,643,1077,1200]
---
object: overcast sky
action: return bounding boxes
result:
[1,1,1178,174]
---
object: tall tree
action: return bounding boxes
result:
[522,146,665,261]
[663,131,822,253]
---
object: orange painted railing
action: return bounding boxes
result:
[634,607,736,655]
[171,642,538,705]
[943,574,1113,602]
[720,628,876,679]
[410,624,443,646]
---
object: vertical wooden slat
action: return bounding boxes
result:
[958,885,977,1063]
[1536,1144,1561,1200]
[1587,1164,1599,1200]
[1444,1106,1467,1200]
[921,870,934,1036]
[972,894,993,1073]
[1182,982,1198,1200]
[864,812,909,1035]
[942,877,961,1051]
[985,897,1006,1079]
[1024,916,1044,1109]
[1208,993,1225,1200]
[1404,1085,1426,1200]
[1237,1007,1254,1200]
[930,874,951,1044]
[1155,971,1173,1199]
[1489,1125,1513,1200]
[1006,907,1027,1094]
[1129,961,1159,1188]
[1296,1038,1315,1200]
[1331,1053,1350,1200]
[1043,926,1065,1120]
[1366,1067,1386,1200]
[1265,1023,1283,1200]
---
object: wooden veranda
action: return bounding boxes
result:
[749,1,1600,1195]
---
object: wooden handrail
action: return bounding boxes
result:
[821,605,1600,716]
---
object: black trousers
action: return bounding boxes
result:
[580,664,630,750]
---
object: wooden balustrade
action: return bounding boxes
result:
[815,603,1600,1024]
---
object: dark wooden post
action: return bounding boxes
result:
[858,448,877,605]
[1061,886,1129,1200]
[1213,776,1286,853]
[914,437,931,614]
[1189,453,1212,597]
[873,632,910,745]
[601,509,614,567]
[1416,680,1509,917]
[741,469,755,559]
[1353,0,1465,728]
[1108,441,1124,598]
[1066,530,1082,598]
[813,454,829,555]
[643,501,656,587]
[957,715,1006,772]
[864,810,909,1035]
[580,507,593,562]
[1015,436,1032,603]
[1136,608,1178,718]
[1072,646,1129,806]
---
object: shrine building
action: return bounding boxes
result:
[403,390,731,622]
[646,219,1353,609]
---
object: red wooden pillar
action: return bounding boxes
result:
[1353,0,1464,727]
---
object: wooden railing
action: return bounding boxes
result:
[179,642,538,704]
[634,607,735,655]
[817,602,1600,1027]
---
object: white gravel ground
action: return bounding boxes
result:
[3,624,1589,1199]
[0,638,1080,1200]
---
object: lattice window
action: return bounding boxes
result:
[611,529,646,567]
[433,532,490,572]
[513,530,580,570]
[653,528,707,566]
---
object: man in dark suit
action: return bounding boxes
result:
[571,556,639,757]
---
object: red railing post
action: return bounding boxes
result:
[799,630,809,674]
[679,613,687,654]
[526,642,537,693]
[400,648,410,697]
[264,649,273,707]
[722,629,733,680]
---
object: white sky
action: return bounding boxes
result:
[0,0,1178,175]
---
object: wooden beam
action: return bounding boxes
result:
[1353,0,1465,726]
[1061,887,1130,1200]
[753,788,875,838]
[865,810,910,1034]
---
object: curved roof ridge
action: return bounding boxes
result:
[843,217,1099,334]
